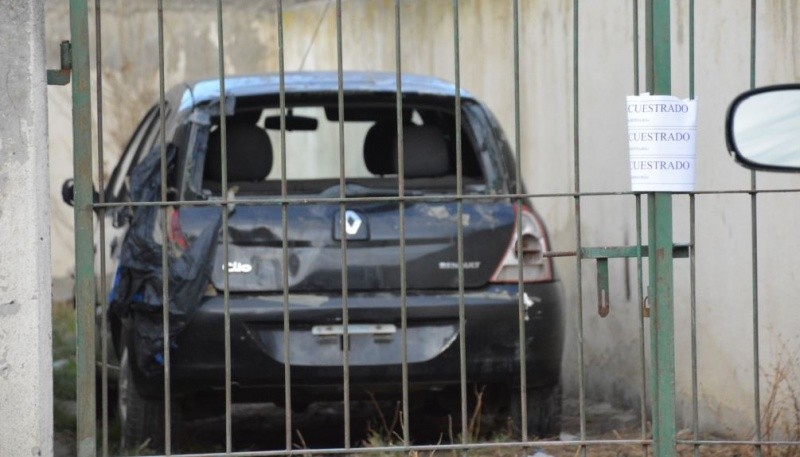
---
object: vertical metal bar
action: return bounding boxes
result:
[646,1,676,456]
[647,193,677,457]
[632,3,648,453]
[393,0,410,446]
[749,3,762,457]
[688,0,695,100]
[214,0,233,451]
[93,1,109,455]
[335,0,351,448]
[572,0,587,453]
[451,0,468,447]
[156,0,172,453]
[635,195,648,452]
[688,2,699,457]
[71,0,96,454]
[633,0,640,95]
[749,0,757,91]
[512,0,528,443]
[689,195,699,457]
[645,0,670,95]
[277,0,293,452]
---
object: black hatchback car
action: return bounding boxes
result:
[92,72,565,448]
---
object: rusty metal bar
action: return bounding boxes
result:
[512,0,529,442]
[689,3,699,457]
[212,0,233,451]
[451,0,469,448]
[155,0,173,453]
[393,0,411,446]
[571,1,587,452]
[276,0,293,452]
[748,4,763,457]
[334,0,352,448]
[90,186,800,211]
[689,194,699,457]
[143,438,654,457]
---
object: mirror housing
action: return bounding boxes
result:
[61,178,75,206]
[726,84,800,172]
[60,178,100,208]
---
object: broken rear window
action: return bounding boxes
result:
[193,97,487,197]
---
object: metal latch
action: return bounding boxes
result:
[47,41,72,86]
[596,257,610,317]
[546,244,690,318]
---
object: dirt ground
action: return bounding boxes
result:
[51,299,791,456]
[54,392,798,457]
[54,394,650,456]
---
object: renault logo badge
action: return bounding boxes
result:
[344,210,362,235]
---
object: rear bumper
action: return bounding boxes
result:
[132,282,564,400]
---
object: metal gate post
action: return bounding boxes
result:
[69,0,96,455]
[646,1,677,457]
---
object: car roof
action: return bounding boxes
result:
[174,72,475,112]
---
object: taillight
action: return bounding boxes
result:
[168,207,189,250]
[490,205,553,283]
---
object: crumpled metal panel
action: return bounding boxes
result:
[109,144,222,377]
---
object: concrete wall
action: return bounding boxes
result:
[45,0,800,436]
[1,1,53,455]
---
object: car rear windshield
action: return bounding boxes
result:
[198,97,487,196]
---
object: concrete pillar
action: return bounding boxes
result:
[0,1,53,456]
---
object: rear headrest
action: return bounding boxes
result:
[363,122,396,176]
[363,123,450,178]
[394,125,450,178]
[205,125,273,182]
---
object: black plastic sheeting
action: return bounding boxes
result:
[109,143,221,377]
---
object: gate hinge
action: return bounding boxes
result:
[47,41,72,86]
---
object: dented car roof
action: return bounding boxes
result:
[174,71,475,112]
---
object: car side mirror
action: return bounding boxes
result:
[726,84,800,171]
[61,178,100,208]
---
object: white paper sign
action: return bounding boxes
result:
[626,94,698,192]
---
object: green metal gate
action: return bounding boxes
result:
[61,0,799,456]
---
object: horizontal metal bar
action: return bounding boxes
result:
[544,250,579,258]
[140,439,654,457]
[544,244,690,259]
[90,187,800,210]
[678,440,800,446]
[581,244,690,259]
[47,69,71,85]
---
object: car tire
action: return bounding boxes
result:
[118,345,168,452]
[509,383,562,440]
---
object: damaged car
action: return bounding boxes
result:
[78,72,566,448]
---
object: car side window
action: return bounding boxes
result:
[106,106,160,203]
